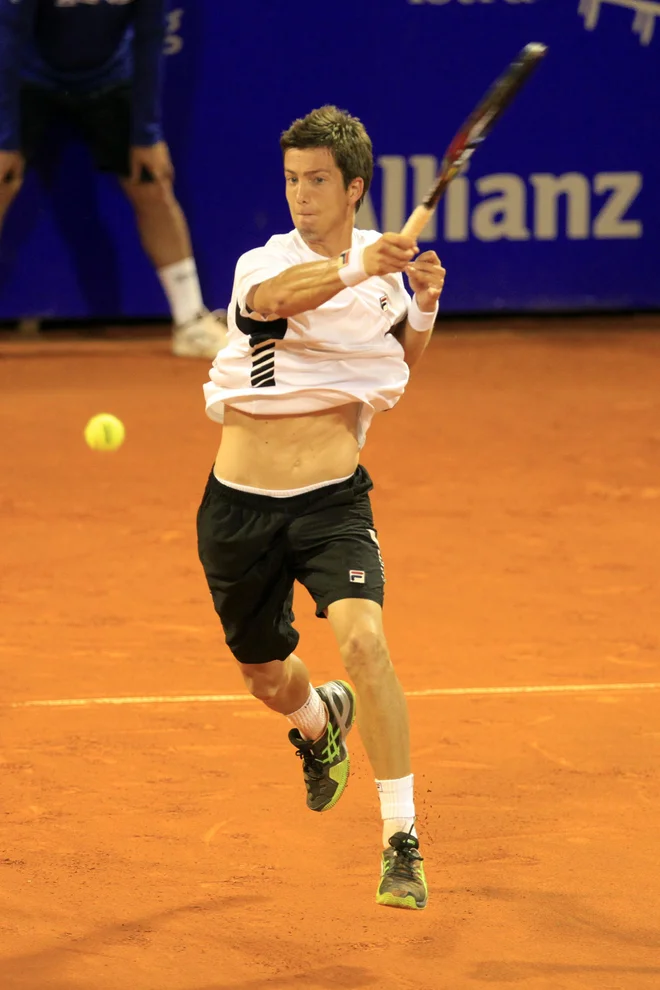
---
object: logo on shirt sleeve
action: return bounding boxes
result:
[379,294,389,311]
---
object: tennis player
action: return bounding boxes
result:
[197,106,445,909]
[0,0,226,359]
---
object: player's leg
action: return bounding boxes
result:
[196,474,354,812]
[293,467,427,908]
[239,654,310,715]
[327,600,427,910]
[76,85,226,358]
[0,86,53,237]
[327,599,410,783]
[237,651,356,813]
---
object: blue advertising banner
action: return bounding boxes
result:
[0,0,657,318]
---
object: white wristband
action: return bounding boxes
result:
[408,294,438,332]
[337,246,368,287]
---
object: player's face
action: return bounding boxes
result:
[284,147,361,243]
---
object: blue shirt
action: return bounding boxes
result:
[0,0,167,151]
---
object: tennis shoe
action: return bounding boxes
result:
[288,680,356,812]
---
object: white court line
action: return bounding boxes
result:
[8,681,660,710]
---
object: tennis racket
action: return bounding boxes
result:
[401,42,548,240]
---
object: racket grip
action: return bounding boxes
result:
[401,205,434,241]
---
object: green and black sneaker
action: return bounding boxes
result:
[376,831,428,910]
[288,680,356,813]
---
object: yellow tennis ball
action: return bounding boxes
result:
[84,413,125,452]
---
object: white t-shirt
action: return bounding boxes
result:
[203,227,411,447]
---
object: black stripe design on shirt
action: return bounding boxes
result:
[235,303,288,388]
[250,340,276,387]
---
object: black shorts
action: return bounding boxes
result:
[197,465,386,665]
[20,83,132,176]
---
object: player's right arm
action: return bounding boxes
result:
[0,0,37,184]
[248,233,418,319]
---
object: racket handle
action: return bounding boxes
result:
[401,205,434,241]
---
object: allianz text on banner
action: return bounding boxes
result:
[0,0,657,316]
[356,160,643,243]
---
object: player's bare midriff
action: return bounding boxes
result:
[214,401,361,490]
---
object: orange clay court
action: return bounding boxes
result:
[1,318,660,990]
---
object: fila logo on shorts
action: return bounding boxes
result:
[349,570,366,584]
[379,295,389,311]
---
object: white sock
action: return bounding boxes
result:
[286,686,328,741]
[158,258,204,326]
[376,774,417,848]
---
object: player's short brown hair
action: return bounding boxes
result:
[280,105,373,211]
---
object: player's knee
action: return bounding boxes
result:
[240,661,286,702]
[339,628,390,682]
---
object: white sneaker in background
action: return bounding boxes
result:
[172,309,228,359]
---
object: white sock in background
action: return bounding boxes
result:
[286,686,328,741]
[376,773,417,848]
[158,257,204,326]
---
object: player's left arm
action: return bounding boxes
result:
[393,251,446,369]
[129,0,171,184]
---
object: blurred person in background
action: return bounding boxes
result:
[0,0,226,359]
